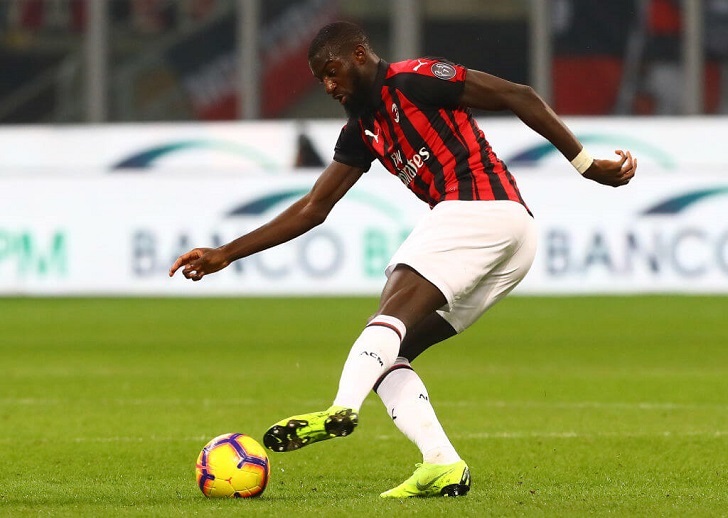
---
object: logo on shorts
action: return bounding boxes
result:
[431,62,456,80]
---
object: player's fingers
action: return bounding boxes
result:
[184,271,204,281]
[622,150,633,169]
[182,262,199,279]
[623,153,636,176]
[170,249,203,277]
[620,166,635,185]
[169,257,188,277]
[611,175,630,187]
[617,151,637,181]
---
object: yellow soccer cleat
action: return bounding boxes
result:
[262,405,358,452]
[380,460,471,498]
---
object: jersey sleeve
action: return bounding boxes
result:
[389,58,466,108]
[333,121,375,172]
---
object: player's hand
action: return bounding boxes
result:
[583,150,637,187]
[168,247,229,281]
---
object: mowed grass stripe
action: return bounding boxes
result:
[0,429,723,444]
[4,397,728,410]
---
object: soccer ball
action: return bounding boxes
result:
[196,433,270,498]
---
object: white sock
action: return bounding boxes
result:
[374,357,461,465]
[332,315,406,412]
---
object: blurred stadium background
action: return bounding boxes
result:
[0,0,727,296]
[1,0,727,122]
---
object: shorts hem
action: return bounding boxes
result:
[385,261,455,311]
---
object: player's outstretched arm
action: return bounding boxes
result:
[460,69,637,187]
[169,161,365,281]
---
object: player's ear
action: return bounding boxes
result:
[353,44,367,64]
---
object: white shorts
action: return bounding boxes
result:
[386,200,537,333]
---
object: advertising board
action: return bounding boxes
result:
[1,171,726,295]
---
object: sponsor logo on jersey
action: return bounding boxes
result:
[431,62,456,80]
[390,146,432,186]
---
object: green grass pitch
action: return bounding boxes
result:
[1,295,726,517]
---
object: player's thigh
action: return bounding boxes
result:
[440,214,537,332]
[387,200,532,312]
[376,264,448,329]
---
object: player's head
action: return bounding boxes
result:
[308,21,377,117]
[308,21,370,62]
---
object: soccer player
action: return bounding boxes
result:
[169,21,637,498]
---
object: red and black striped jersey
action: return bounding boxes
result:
[333,58,529,212]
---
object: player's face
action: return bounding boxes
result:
[310,49,368,116]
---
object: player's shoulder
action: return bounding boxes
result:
[387,57,466,83]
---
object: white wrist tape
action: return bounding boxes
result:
[570,148,594,175]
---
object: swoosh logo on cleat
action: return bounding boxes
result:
[415,469,452,492]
